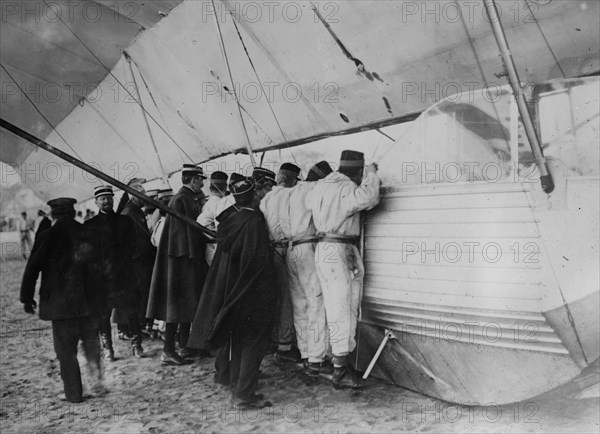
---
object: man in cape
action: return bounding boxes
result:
[147,164,208,365]
[188,178,278,409]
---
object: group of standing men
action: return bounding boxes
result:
[20,150,380,409]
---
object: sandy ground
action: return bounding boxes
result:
[1,259,598,433]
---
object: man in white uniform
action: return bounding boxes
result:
[197,171,228,265]
[285,161,333,375]
[259,163,301,363]
[306,150,380,389]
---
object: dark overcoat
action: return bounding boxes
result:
[20,218,98,321]
[112,201,157,323]
[187,207,278,349]
[146,186,207,323]
[84,211,137,310]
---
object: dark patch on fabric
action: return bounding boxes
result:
[382,97,393,115]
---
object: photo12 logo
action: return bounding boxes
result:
[200,1,340,24]
[1,1,142,24]
[201,81,339,104]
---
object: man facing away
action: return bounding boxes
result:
[284,161,334,376]
[85,185,143,360]
[196,171,228,266]
[188,178,278,409]
[21,197,105,402]
[305,150,380,389]
[33,209,51,236]
[259,163,302,363]
[146,164,208,365]
[212,172,246,230]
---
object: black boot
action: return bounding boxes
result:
[331,365,361,389]
[100,332,115,362]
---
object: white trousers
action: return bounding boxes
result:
[314,242,364,358]
[287,243,329,363]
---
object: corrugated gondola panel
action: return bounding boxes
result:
[361,182,552,339]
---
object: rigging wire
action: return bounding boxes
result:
[84,101,163,169]
[0,63,84,160]
[226,5,298,165]
[209,0,257,167]
[524,0,566,79]
[125,53,170,186]
[129,56,188,166]
[39,0,194,163]
[455,0,509,145]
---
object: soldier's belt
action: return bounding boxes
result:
[270,240,290,249]
[316,233,359,245]
[291,237,318,247]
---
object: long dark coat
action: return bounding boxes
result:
[20,218,99,321]
[112,201,157,323]
[187,207,278,350]
[84,211,137,310]
[146,186,207,323]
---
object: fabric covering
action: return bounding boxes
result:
[1,1,597,201]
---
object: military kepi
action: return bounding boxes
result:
[252,167,276,185]
[47,197,77,208]
[94,185,114,198]
[231,178,255,203]
[228,172,245,187]
[182,164,206,178]
[157,189,174,200]
[306,161,333,182]
[47,197,77,216]
[279,162,301,180]
[339,150,365,168]
[210,171,228,186]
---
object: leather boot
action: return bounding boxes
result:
[331,365,361,389]
[132,344,144,358]
[100,332,115,362]
[331,355,361,389]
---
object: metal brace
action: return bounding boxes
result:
[362,329,396,380]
